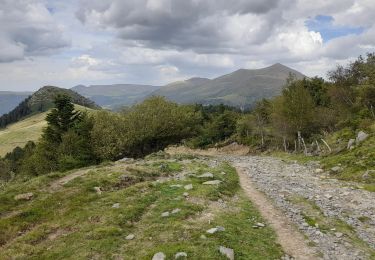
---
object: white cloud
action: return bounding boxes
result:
[0,0,70,62]
[1,0,375,90]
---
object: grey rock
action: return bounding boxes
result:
[171,208,181,214]
[161,212,170,217]
[207,226,225,234]
[347,139,355,149]
[112,203,120,208]
[335,232,343,238]
[152,252,166,260]
[315,169,324,174]
[331,166,342,173]
[14,192,34,201]
[219,246,234,260]
[183,192,189,197]
[202,180,222,185]
[356,131,369,144]
[197,172,214,178]
[170,184,182,188]
[125,234,135,240]
[184,184,193,190]
[175,252,187,259]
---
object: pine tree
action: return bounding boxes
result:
[43,95,81,143]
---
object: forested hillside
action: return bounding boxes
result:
[0,86,100,129]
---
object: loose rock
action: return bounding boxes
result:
[161,212,170,217]
[184,184,193,190]
[219,246,234,260]
[356,131,369,144]
[197,172,214,178]
[347,139,355,149]
[14,192,34,201]
[125,234,135,240]
[203,180,222,185]
[175,252,187,259]
[112,203,120,208]
[152,252,166,260]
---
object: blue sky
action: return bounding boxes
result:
[0,0,374,91]
[306,15,365,42]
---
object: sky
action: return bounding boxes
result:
[0,0,374,91]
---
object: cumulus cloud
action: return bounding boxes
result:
[76,0,286,53]
[1,0,375,90]
[0,0,69,62]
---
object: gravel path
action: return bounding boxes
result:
[222,156,375,260]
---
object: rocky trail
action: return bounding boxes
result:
[221,156,375,260]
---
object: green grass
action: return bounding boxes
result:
[0,156,283,259]
[0,112,48,157]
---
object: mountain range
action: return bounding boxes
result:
[0,63,305,116]
[151,63,305,109]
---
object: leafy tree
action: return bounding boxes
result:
[281,80,316,136]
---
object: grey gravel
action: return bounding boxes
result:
[221,155,375,260]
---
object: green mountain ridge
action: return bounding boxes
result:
[0,86,100,129]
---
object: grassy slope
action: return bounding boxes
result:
[0,154,283,259]
[0,112,48,157]
[0,105,93,157]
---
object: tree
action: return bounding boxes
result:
[252,99,271,147]
[281,80,316,136]
[43,95,82,144]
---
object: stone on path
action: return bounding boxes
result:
[183,192,189,197]
[219,246,234,260]
[331,166,342,173]
[335,232,343,238]
[14,192,34,201]
[203,180,222,185]
[184,184,193,190]
[175,252,187,259]
[125,234,135,240]
[152,252,166,260]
